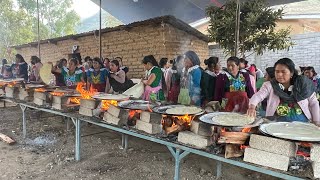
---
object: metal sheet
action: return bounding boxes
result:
[199,112,263,127]
[153,105,204,115]
[92,93,129,101]
[118,100,155,111]
[262,122,320,142]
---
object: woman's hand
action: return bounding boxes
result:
[142,80,148,85]
[246,104,256,118]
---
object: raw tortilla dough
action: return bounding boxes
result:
[165,106,202,115]
[211,112,255,126]
[265,122,320,141]
[122,82,144,99]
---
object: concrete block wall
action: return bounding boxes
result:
[15,16,209,79]
[209,32,320,73]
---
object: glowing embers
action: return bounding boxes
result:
[162,114,195,135]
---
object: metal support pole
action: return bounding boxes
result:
[234,0,240,56]
[19,104,27,138]
[66,117,70,131]
[75,119,81,161]
[99,0,102,60]
[37,0,41,58]
[121,134,128,150]
[167,146,190,180]
[216,161,222,178]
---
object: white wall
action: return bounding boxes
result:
[209,32,320,73]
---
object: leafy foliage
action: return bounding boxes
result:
[206,0,293,56]
[0,0,80,59]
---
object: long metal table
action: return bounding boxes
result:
[16,101,304,180]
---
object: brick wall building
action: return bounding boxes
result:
[12,16,209,78]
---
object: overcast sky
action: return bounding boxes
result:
[72,0,100,19]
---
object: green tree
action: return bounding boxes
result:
[17,0,81,38]
[206,0,293,56]
[0,0,34,60]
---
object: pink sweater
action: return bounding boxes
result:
[249,81,320,124]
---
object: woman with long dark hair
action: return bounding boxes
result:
[303,66,320,95]
[51,58,84,89]
[109,59,134,93]
[14,54,28,81]
[29,56,43,82]
[247,58,320,125]
[166,56,184,103]
[142,55,165,101]
[86,57,110,92]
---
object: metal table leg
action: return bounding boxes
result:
[167,146,190,180]
[19,104,27,138]
[216,161,222,178]
[75,118,81,161]
[66,117,70,131]
[121,134,128,150]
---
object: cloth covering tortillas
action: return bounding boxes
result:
[122,82,144,99]
[264,122,320,141]
[210,112,255,126]
[40,63,54,85]
[165,106,203,115]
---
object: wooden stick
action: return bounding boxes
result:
[0,133,15,144]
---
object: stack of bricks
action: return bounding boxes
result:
[18,88,34,101]
[103,104,129,126]
[135,111,162,134]
[33,91,49,106]
[178,120,213,149]
[311,144,320,178]
[244,134,296,171]
[79,99,99,116]
[52,96,69,110]
[5,86,19,99]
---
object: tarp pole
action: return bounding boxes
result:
[234,0,240,56]
[37,0,41,58]
[99,0,102,60]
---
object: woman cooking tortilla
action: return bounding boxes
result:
[247,58,320,126]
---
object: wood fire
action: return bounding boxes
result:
[76,82,97,99]
[35,88,47,92]
[101,100,118,111]
[162,114,194,135]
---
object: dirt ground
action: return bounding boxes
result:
[0,105,285,180]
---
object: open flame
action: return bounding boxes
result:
[70,97,81,104]
[128,110,142,119]
[101,100,118,110]
[50,92,65,96]
[241,127,251,133]
[35,88,46,92]
[7,81,17,87]
[240,145,249,150]
[172,114,193,126]
[76,82,97,99]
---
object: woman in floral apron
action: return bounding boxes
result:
[214,56,254,113]
[86,57,110,92]
[142,55,165,102]
[51,58,84,89]
[248,58,320,126]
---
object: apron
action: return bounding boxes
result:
[142,85,161,101]
[224,91,249,113]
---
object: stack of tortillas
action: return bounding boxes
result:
[40,63,53,85]
[165,106,203,115]
[210,112,255,126]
